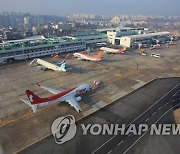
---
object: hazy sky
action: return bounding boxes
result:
[0,0,180,16]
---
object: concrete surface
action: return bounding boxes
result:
[0,42,179,154]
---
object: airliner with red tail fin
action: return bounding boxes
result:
[73,50,104,61]
[20,83,91,113]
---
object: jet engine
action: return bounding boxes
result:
[76,96,82,102]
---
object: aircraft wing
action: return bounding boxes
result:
[77,57,84,60]
[66,97,82,113]
[20,98,31,105]
[36,82,62,94]
[56,60,66,66]
[74,53,84,60]
[52,61,65,66]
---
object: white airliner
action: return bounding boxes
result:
[20,83,92,113]
[100,47,126,54]
[73,50,104,61]
[29,58,66,72]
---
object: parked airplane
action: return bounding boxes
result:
[166,37,176,46]
[20,83,92,113]
[149,44,161,50]
[100,46,126,54]
[150,39,161,50]
[29,58,66,72]
[73,50,104,61]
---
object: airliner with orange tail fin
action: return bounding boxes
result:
[20,82,91,113]
[100,46,126,54]
[73,50,104,61]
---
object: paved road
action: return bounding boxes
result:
[20,78,180,154]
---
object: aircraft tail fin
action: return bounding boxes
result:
[118,47,126,54]
[59,61,66,71]
[29,59,37,65]
[31,105,38,113]
[122,47,126,51]
[20,98,38,113]
[26,90,42,105]
[86,47,90,53]
[96,50,104,58]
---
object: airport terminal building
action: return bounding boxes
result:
[71,31,108,44]
[0,28,171,63]
[105,28,170,47]
[119,32,170,48]
[106,27,155,44]
[0,36,86,63]
[0,31,108,63]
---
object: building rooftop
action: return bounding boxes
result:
[2,35,46,44]
[0,35,80,52]
[121,31,170,39]
[95,28,117,32]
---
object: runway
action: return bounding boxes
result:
[93,82,180,154]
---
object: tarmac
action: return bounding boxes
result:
[20,78,180,154]
[0,42,179,153]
